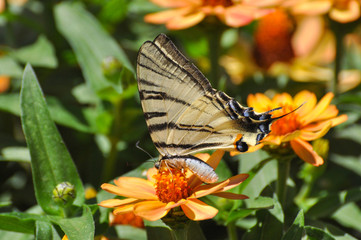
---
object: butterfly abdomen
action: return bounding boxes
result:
[159,155,218,183]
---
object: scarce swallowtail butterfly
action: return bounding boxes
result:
[137,34,292,183]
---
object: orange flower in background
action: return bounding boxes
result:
[99,150,248,221]
[144,0,277,30]
[0,0,28,13]
[286,0,361,23]
[247,91,348,166]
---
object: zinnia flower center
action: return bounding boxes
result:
[154,167,191,203]
[270,104,301,136]
[202,0,233,7]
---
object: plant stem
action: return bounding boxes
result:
[276,159,291,209]
[101,100,122,182]
[171,225,188,240]
[207,30,222,86]
[227,222,238,240]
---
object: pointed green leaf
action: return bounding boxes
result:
[282,210,304,240]
[332,202,361,232]
[0,212,48,234]
[10,35,57,68]
[20,64,85,215]
[49,206,94,240]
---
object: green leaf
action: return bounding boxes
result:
[0,93,92,133]
[49,206,94,240]
[35,221,58,240]
[331,154,361,177]
[0,230,33,240]
[307,187,361,218]
[245,196,274,209]
[0,56,23,78]
[0,212,48,234]
[114,225,146,240]
[282,210,304,240]
[332,202,361,232]
[10,35,58,68]
[54,2,134,99]
[237,151,276,198]
[0,147,31,162]
[305,226,335,240]
[20,64,85,215]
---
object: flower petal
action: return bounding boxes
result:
[98,198,139,208]
[211,192,248,199]
[247,93,272,111]
[133,201,169,221]
[290,138,324,166]
[101,178,157,200]
[329,0,360,23]
[272,92,293,106]
[224,5,256,27]
[147,168,158,183]
[191,179,230,198]
[215,174,249,192]
[291,0,332,16]
[181,199,218,220]
[294,90,317,118]
[301,92,334,124]
[144,7,192,24]
[149,0,194,8]
[299,122,331,141]
[113,204,135,215]
[166,11,205,30]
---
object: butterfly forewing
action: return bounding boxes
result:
[137,34,288,183]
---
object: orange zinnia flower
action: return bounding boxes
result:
[144,0,277,30]
[286,0,361,23]
[247,91,348,166]
[99,150,248,221]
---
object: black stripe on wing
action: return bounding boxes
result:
[148,122,217,134]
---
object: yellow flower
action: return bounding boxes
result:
[144,0,277,30]
[247,91,348,166]
[99,150,248,221]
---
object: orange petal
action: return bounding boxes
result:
[299,123,331,141]
[329,0,360,23]
[102,179,157,200]
[211,192,248,199]
[291,0,332,15]
[215,174,249,192]
[247,93,272,111]
[290,138,324,166]
[98,198,139,208]
[330,114,348,127]
[166,11,205,30]
[191,179,230,198]
[294,90,317,118]
[133,201,169,221]
[224,5,255,27]
[147,168,158,183]
[149,0,193,8]
[312,105,338,121]
[144,7,192,24]
[181,199,218,220]
[272,92,293,106]
[301,92,334,125]
[113,204,135,215]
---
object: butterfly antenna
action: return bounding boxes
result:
[271,102,305,121]
[136,141,154,159]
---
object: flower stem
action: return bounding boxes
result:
[101,100,122,182]
[276,159,290,209]
[227,222,238,240]
[207,29,223,86]
[171,224,189,240]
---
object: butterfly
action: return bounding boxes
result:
[137,34,292,183]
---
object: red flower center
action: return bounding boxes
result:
[154,167,191,203]
[270,104,301,136]
[202,0,233,7]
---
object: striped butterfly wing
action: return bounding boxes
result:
[137,34,274,156]
[137,34,286,183]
